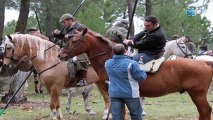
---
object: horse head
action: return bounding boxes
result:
[59,28,91,59]
[164,36,192,59]
[0,34,33,76]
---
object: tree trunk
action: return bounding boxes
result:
[0,0,5,40]
[1,71,30,103]
[127,0,135,37]
[45,0,53,40]
[15,0,30,33]
[145,0,152,17]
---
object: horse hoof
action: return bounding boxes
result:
[89,111,96,115]
[142,111,148,116]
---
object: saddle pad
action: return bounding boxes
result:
[140,57,165,73]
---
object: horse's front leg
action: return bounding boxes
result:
[95,82,111,120]
[82,85,96,115]
[49,86,63,120]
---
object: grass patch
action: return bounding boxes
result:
[0,79,213,120]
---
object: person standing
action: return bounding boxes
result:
[105,44,147,120]
[123,15,167,63]
[53,13,89,86]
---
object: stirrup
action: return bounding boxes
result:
[76,80,87,86]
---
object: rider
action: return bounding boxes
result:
[123,15,167,63]
[105,19,129,43]
[199,38,208,55]
[53,13,89,86]
[184,35,196,54]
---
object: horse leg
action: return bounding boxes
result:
[82,85,96,115]
[66,88,72,113]
[34,80,39,93]
[49,86,63,120]
[39,81,43,93]
[188,92,212,120]
[95,82,111,120]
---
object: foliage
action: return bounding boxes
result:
[77,3,106,34]
[152,0,212,44]
[3,16,37,35]
[2,0,213,45]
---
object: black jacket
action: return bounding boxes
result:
[132,26,167,55]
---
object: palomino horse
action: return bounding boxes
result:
[0,34,99,120]
[60,28,213,120]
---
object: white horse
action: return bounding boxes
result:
[163,36,192,59]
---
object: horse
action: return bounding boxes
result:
[163,36,193,59]
[60,28,213,120]
[163,37,213,62]
[0,34,100,120]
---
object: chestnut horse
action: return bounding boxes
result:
[0,34,100,120]
[60,28,213,120]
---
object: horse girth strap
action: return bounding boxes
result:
[38,62,61,76]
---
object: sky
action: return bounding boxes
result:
[4,1,213,28]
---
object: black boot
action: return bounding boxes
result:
[76,70,88,86]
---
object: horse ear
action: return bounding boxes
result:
[7,35,12,41]
[82,28,88,36]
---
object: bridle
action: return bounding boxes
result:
[176,39,192,58]
[3,39,60,76]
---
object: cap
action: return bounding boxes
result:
[28,27,37,32]
[59,13,74,23]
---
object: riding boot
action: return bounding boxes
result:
[76,70,88,86]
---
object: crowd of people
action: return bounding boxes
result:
[26,13,212,120]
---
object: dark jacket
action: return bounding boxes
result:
[53,22,86,41]
[54,22,88,63]
[131,26,167,55]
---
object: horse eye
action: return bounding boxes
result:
[181,46,186,48]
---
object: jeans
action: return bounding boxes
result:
[110,97,142,120]
[133,52,159,63]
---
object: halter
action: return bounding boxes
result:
[176,40,192,58]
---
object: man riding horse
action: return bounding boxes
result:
[123,15,167,63]
[53,13,89,86]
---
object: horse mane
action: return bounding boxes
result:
[12,34,58,61]
[87,30,112,48]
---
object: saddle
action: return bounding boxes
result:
[140,57,165,73]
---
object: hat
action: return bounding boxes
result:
[28,27,37,32]
[59,13,74,23]
[114,19,129,29]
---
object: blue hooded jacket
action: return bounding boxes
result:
[105,55,147,98]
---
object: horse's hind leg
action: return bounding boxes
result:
[82,85,96,115]
[188,92,212,120]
